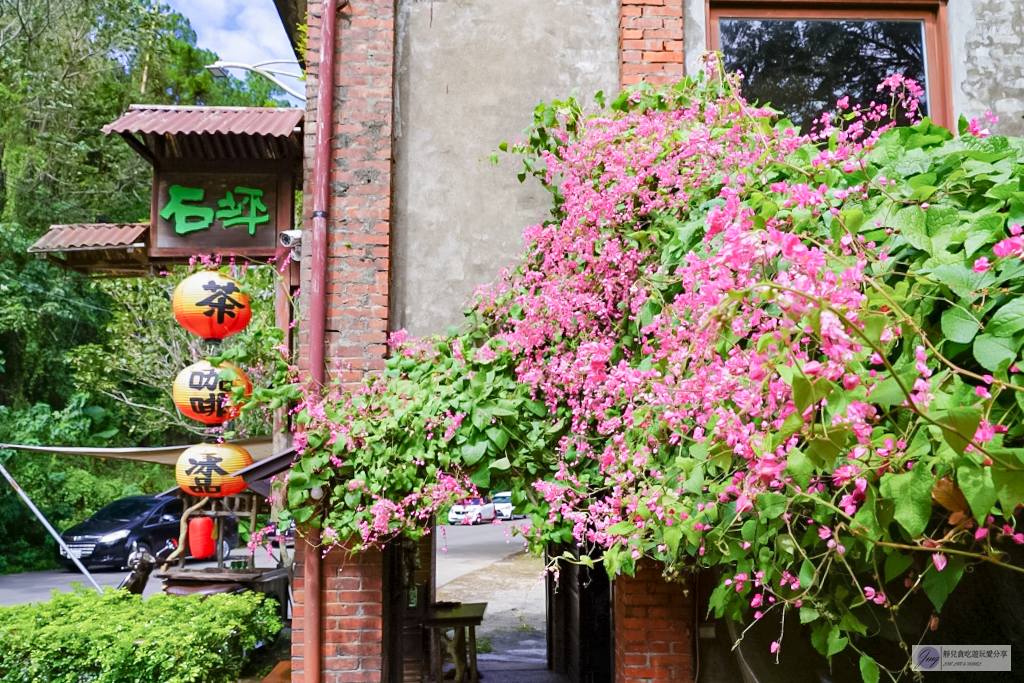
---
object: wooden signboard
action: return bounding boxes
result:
[151,171,292,258]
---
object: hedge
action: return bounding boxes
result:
[0,588,281,683]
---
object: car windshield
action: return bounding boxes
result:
[461,498,483,506]
[493,495,511,504]
[93,498,159,522]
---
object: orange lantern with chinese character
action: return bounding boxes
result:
[172,360,252,425]
[175,443,253,498]
[172,271,252,341]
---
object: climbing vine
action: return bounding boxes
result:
[242,59,1024,678]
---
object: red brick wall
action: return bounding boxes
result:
[613,563,694,683]
[293,0,395,680]
[292,544,385,683]
[619,0,684,86]
[299,0,395,384]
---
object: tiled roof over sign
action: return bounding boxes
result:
[28,223,148,252]
[102,105,303,138]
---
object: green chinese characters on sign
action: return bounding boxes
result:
[160,186,214,234]
[216,187,270,235]
[160,185,269,236]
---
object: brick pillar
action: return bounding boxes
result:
[294,0,395,680]
[613,563,694,683]
[619,0,684,87]
[299,0,394,382]
[292,544,385,683]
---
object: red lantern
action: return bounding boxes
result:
[172,361,252,425]
[175,443,253,498]
[188,516,216,559]
[172,271,251,341]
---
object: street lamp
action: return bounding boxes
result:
[206,60,306,101]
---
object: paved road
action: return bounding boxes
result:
[435,520,529,587]
[0,522,524,606]
[0,549,285,607]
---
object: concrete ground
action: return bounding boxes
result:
[435,521,529,587]
[0,547,286,607]
[436,524,567,683]
[437,550,546,636]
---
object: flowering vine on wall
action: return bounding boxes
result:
[240,58,1024,679]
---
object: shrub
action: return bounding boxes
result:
[0,588,281,683]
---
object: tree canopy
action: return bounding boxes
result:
[0,0,289,572]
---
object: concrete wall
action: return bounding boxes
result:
[952,0,1024,137]
[685,0,1024,137]
[391,0,620,337]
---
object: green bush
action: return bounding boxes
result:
[0,588,281,683]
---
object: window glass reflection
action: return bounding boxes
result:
[719,19,928,132]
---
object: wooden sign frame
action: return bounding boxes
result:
[150,159,296,259]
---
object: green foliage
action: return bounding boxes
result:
[0,588,281,683]
[249,69,1024,677]
[0,396,175,574]
[0,0,291,571]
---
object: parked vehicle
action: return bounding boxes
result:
[493,491,515,520]
[447,497,497,525]
[58,495,239,570]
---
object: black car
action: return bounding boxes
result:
[58,495,239,570]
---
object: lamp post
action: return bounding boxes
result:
[206,60,306,101]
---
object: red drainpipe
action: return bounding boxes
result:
[306,0,343,681]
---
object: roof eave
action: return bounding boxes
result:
[273,0,305,64]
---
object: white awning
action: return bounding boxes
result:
[0,436,274,466]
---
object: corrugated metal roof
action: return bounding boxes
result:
[29,223,148,252]
[103,105,303,138]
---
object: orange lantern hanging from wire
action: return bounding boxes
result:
[172,271,252,341]
[175,443,253,498]
[172,361,252,425]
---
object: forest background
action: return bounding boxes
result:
[0,0,287,573]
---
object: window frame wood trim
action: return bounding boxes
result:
[706,0,952,130]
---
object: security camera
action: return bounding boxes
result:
[279,230,302,248]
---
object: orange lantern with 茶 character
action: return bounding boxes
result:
[172,360,252,425]
[175,443,253,498]
[172,271,252,341]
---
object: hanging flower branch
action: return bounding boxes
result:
[243,58,1024,678]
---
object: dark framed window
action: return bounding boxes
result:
[708,1,952,132]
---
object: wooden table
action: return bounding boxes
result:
[158,567,290,621]
[423,602,486,683]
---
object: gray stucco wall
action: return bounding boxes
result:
[391,0,620,337]
[953,0,1024,137]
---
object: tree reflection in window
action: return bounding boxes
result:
[719,19,928,133]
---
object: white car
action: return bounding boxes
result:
[492,491,514,520]
[448,497,497,525]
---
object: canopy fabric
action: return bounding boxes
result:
[0,436,274,466]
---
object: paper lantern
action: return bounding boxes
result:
[175,443,253,498]
[172,271,252,340]
[172,361,252,425]
[188,516,216,558]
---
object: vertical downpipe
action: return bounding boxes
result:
[306,0,342,681]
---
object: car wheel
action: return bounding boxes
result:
[221,539,233,559]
